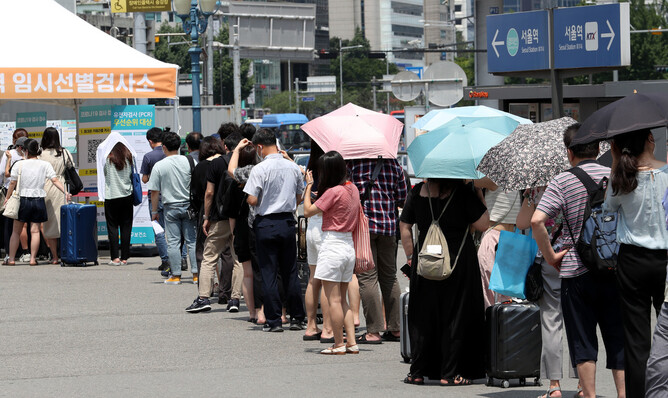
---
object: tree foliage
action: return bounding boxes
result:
[153,23,253,106]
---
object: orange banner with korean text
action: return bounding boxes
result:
[0,68,177,99]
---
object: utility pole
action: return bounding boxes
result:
[233,23,242,125]
[386,57,390,113]
[133,13,148,106]
[339,38,343,106]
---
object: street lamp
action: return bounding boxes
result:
[339,38,364,106]
[173,0,219,133]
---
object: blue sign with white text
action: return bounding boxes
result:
[553,3,630,69]
[487,10,550,73]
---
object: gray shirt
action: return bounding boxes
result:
[243,153,304,216]
[146,155,191,204]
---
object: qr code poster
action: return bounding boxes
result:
[78,106,113,194]
[87,139,105,164]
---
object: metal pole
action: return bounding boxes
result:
[206,20,214,106]
[133,13,148,106]
[372,76,377,111]
[173,97,179,135]
[548,8,563,118]
[288,59,292,111]
[295,78,300,114]
[339,38,343,107]
[386,56,390,113]
[233,22,242,125]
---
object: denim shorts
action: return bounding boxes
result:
[18,196,48,224]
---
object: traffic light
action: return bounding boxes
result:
[318,49,339,59]
[367,52,386,59]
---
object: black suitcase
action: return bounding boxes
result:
[485,302,542,388]
[400,291,411,363]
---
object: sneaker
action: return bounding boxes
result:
[164,276,181,285]
[290,319,306,331]
[160,270,171,278]
[262,324,283,333]
[185,297,211,313]
[19,253,30,263]
[227,298,240,313]
[158,261,170,271]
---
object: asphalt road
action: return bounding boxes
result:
[0,251,622,397]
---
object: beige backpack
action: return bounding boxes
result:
[417,184,469,281]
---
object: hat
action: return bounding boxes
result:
[15,137,28,148]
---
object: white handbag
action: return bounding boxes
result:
[3,163,21,220]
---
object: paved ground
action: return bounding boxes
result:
[1,252,623,397]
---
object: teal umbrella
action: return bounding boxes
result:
[408,119,515,179]
[412,105,533,131]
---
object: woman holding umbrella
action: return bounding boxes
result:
[399,179,489,385]
[604,129,668,398]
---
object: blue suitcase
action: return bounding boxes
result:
[60,203,98,266]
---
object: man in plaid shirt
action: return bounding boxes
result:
[347,158,407,344]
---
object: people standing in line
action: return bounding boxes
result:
[242,128,306,332]
[347,157,407,344]
[3,139,70,266]
[227,139,265,324]
[603,129,668,398]
[532,126,625,398]
[218,132,245,311]
[399,179,489,385]
[146,132,198,285]
[39,127,73,264]
[303,151,360,355]
[0,131,29,262]
[102,142,134,266]
[140,127,170,272]
[475,178,521,308]
[517,185,576,398]
[190,137,225,278]
[185,134,235,313]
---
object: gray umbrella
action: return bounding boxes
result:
[477,117,609,191]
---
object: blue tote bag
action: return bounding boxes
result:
[131,158,142,206]
[489,229,538,299]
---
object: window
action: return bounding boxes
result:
[454,4,462,12]
[392,24,423,38]
[391,1,423,16]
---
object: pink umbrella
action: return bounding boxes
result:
[301,103,404,159]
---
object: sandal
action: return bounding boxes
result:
[381,331,400,342]
[51,259,60,265]
[29,262,38,266]
[538,387,562,398]
[303,331,322,341]
[320,345,346,355]
[2,259,15,266]
[356,333,383,345]
[403,374,424,385]
[441,375,472,386]
[573,387,583,398]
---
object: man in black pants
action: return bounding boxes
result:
[243,129,305,332]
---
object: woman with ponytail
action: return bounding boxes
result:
[604,129,668,398]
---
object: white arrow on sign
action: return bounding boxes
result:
[491,29,505,58]
[601,19,615,51]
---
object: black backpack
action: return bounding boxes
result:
[563,166,619,275]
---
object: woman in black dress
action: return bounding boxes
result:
[399,179,489,385]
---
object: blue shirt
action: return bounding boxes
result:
[243,153,304,216]
[140,145,165,177]
[604,164,668,250]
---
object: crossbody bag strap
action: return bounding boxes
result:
[426,182,456,223]
[567,166,599,196]
[451,226,470,270]
[186,155,195,204]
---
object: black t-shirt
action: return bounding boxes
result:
[190,159,210,211]
[205,154,231,221]
[400,182,486,250]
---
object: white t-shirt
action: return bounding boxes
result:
[10,159,56,197]
[0,149,23,189]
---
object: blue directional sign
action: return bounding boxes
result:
[405,66,423,79]
[553,3,630,69]
[301,96,315,102]
[487,10,550,73]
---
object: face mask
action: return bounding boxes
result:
[256,145,264,161]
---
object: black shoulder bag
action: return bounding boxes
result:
[62,150,83,195]
[185,155,197,220]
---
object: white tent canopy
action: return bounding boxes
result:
[0,0,178,101]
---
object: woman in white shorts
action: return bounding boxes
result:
[304,151,360,355]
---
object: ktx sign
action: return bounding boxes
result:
[486,3,630,73]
